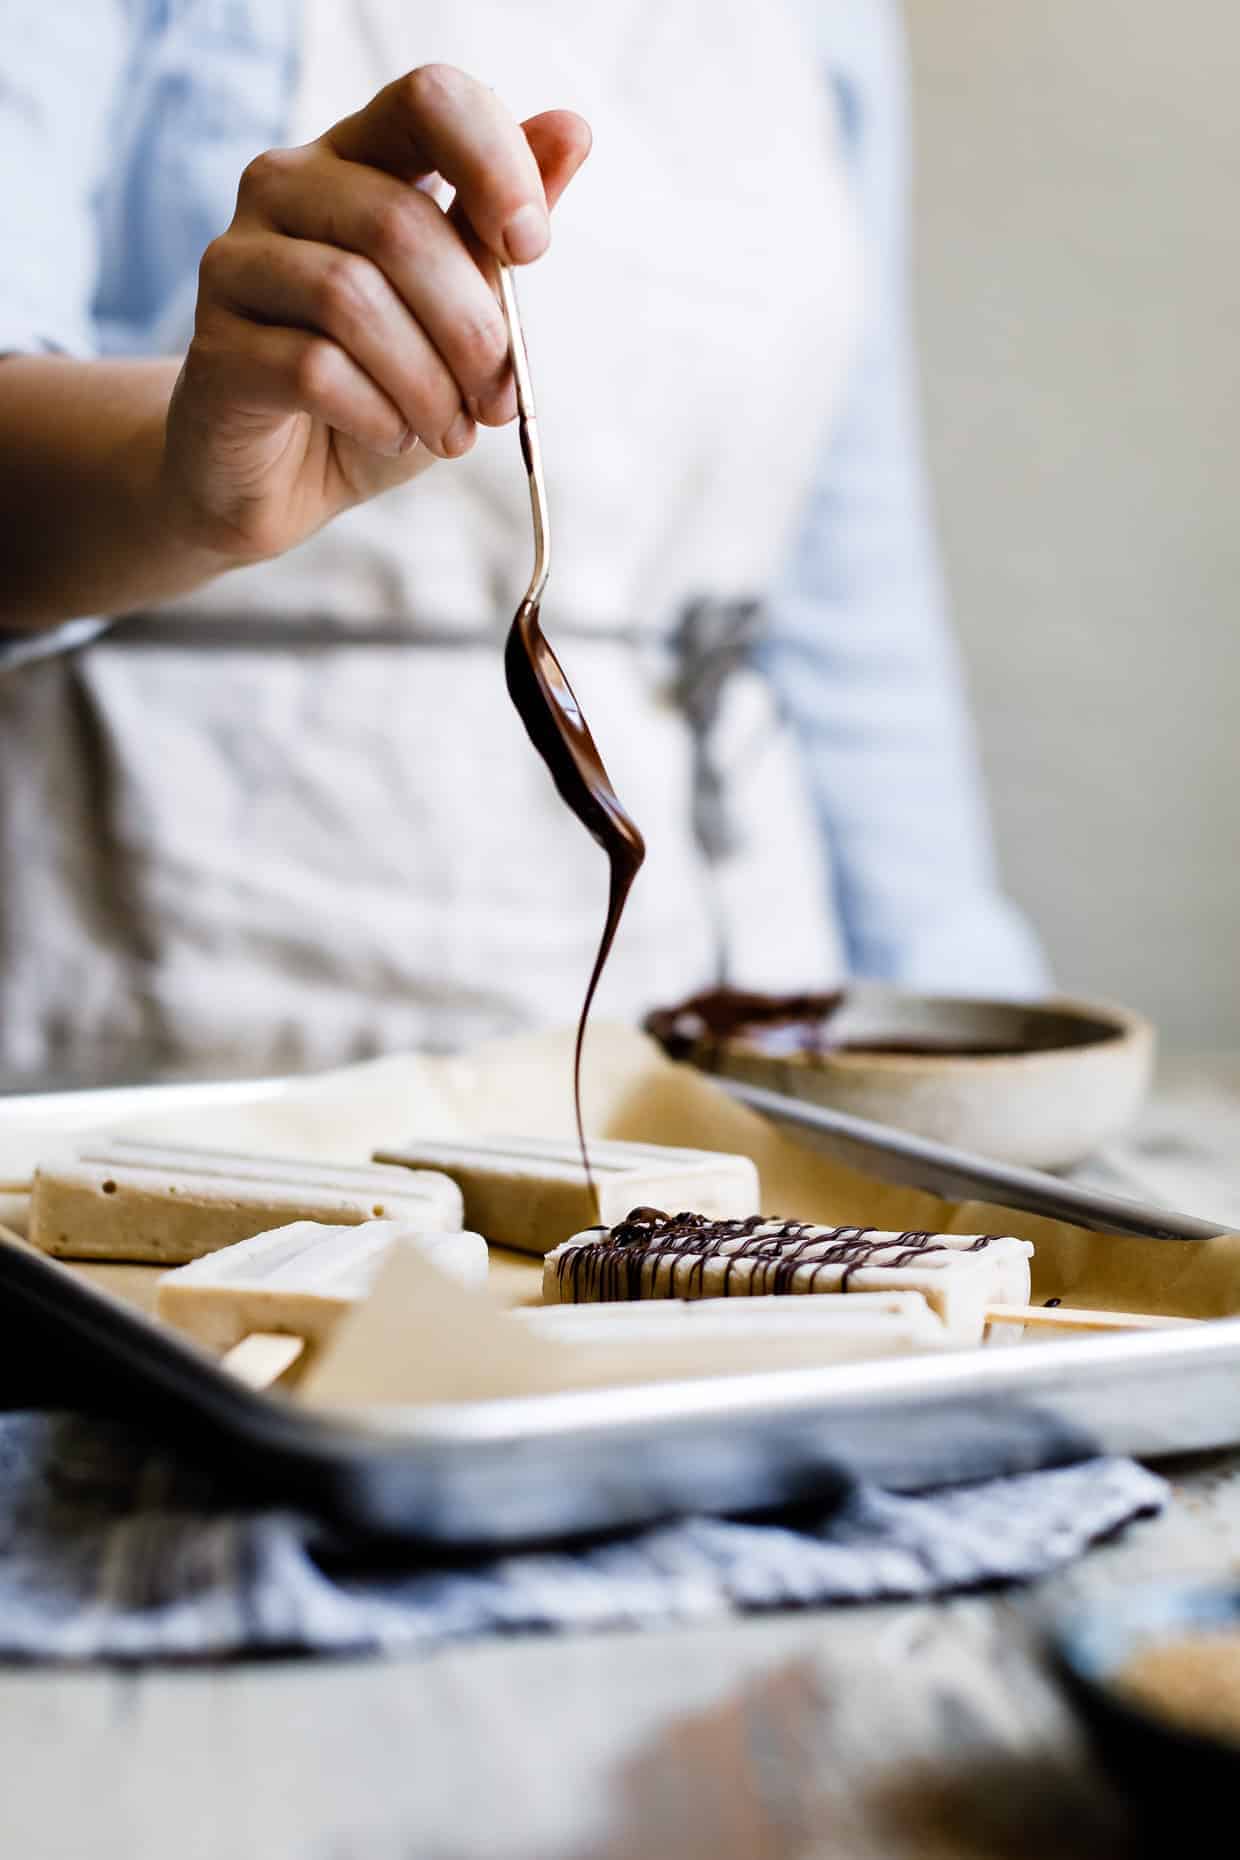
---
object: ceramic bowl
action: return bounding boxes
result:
[643,984,1154,1171]
[1051,1583,1240,1824]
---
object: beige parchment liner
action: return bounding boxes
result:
[1,1026,1238,1364]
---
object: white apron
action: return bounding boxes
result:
[0,0,862,1074]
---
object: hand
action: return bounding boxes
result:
[162,66,590,563]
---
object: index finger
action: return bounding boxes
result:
[327,64,550,264]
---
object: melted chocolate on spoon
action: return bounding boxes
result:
[505,596,646,1203]
[496,266,646,1205]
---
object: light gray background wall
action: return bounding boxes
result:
[903,2,1240,1048]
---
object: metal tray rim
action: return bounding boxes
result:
[339,1315,1240,1445]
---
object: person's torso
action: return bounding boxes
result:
[1,0,863,1074]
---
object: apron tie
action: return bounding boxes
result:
[669,595,765,865]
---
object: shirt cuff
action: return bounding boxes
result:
[0,321,93,360]
[0,618,111,673]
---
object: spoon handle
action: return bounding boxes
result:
[497,262,551,608]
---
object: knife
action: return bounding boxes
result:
[722,1078,1228,1241]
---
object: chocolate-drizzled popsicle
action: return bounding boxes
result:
[544,1210,1033,1345]
[543,1210,1194,1340]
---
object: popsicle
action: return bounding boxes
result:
[372,1134,759,1253]
[157,1218,488,1385]
[519,1289,949,1347]
[543,1210,1035,1345]
[30,1139,463,1264]
[521,1288,935,1334]
[511,1294,955,1377]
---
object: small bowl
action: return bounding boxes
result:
[643,984,1154,1170]
[1051,1583,1240,1822]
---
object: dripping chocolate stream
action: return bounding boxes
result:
[497,265,646,1205]
[504,595,646,1200]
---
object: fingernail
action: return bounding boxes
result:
[442,411,475,457]
[503,203,549,264]
[397,426,419,455]
[468,381,517,427]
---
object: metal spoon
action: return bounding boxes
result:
[497,262,551,606]
[495,262,645,1199]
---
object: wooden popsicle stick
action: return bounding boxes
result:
[986,1302,1199,1333]
[220,1331,305,1389]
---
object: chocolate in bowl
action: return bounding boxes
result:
[644,988,845,1062]
[643,984,1153,1170]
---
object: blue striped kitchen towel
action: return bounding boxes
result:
[0,1414,1165,1662]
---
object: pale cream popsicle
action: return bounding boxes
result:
[543,1212,1034,1345]
[373,1134,759,1253]
[516,1290,953,1364]
[520,1289,939,1337]
[30,1139,463,1264]
[157,1218,488,1355]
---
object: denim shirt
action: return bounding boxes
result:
[0,0,1047,995]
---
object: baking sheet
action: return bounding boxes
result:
[2,1025,1240,1544]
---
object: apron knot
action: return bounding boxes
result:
[670,595,765,863]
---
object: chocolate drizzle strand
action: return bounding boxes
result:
[505,595,646,1205]
[554,1210,1007,1303]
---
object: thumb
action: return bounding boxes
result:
[521,109,592,209]
[448,108,591,260]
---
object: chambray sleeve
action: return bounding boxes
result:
[0,1,130,359]
[0,3,129,660]
[764,0,1049,995]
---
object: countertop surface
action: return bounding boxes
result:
[5,1054,1240,1860]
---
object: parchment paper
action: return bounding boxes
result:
[1,1024,1238,1326]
